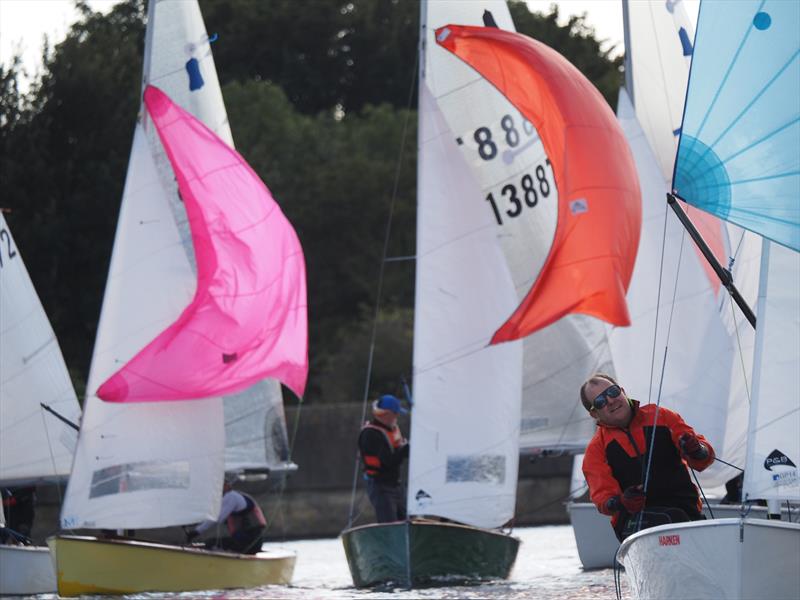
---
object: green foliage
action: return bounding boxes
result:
[223,79,416,400]
[0,0,622,404]
[200,0,419,115]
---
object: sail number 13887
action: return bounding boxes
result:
[485,160,553,226]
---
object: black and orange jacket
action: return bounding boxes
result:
[226,492,266,535]
[582,400,715,529]
[358,420,409,484]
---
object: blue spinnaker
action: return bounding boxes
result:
[673,0,799,251]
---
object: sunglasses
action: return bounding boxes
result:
[592,384,621,410]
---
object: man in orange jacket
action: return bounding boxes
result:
[359,395,410,523]
[580,373,715,541]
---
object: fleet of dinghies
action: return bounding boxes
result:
[2,0,797,596]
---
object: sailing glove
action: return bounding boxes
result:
[621,485,646,513]
[679,433,708,460]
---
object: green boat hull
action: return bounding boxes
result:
[341,520,520,588]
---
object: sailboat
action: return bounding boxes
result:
[0,212,83,595]
[617,1,800,598]
[342,0,641,588]
[48,1,307,596]
[568,0,766,570]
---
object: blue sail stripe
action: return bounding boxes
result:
[692,0,766,142]
[706,50,799,157]
[720,116,800,166]
[688,171,800,191]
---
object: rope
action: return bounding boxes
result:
[638,226,688,534]
[690,468,714,519]
[345,50,419,530]
[265,396,304,540]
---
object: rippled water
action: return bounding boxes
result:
[106,525,629,600]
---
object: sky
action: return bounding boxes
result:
[0,0,699,87]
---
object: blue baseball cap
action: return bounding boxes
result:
[375,394,408,415]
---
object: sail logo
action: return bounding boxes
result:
[415,489,432,508]
[658,534,680,546]
[764,449,796,471]
[569,199,588,215]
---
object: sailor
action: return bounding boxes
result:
[359,394,410,523]
[187,477,267,554]
[580,373,716,541]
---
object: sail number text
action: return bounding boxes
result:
[485,160,553,226]
[473,114,536,160]
[0,228,17,268]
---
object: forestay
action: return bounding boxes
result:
[0,213,81,486]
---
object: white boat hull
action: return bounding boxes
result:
[568,501,792,569]
[0,543,57,595]
[617,518,800,600]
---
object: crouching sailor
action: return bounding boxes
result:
[187,477,267,554]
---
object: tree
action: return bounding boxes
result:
[0,0,624,403]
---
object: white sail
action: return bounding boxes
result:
[59,0,274,529]
[59,122,226,530]
[407,0,523,528]
[743,241,800,502]
[616,0,763,491]
[0,213,81,486]
[145,0,292,475]
[612,89,752,490]
[623,0,693,182]
[424,0,610,457]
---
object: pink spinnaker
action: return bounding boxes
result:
[98,85,308,402]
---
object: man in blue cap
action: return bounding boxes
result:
[358,394,410,523]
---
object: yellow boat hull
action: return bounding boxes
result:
[47,535,295,596]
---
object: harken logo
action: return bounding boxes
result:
[764,449,796,471]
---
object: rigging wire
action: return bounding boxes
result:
[638,213,688,533]
[345,49,419,530]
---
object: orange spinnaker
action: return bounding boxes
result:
[436,25,642,344]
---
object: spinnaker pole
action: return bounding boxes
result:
[667,192,756,328]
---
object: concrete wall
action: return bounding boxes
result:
[22,403,572,544]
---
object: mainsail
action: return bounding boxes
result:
[60,0,302,530]
[421,1,625,457]
[0,212,81,486]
